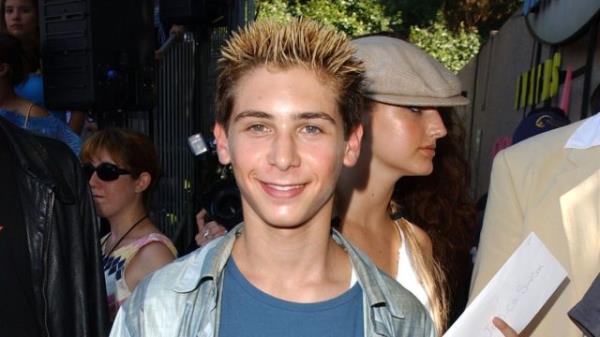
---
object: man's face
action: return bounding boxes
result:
[214,66,362,229]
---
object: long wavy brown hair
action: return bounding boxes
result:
[392,107,476,330]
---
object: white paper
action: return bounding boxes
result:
[444,232,568,337]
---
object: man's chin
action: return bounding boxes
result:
[260,210,329,231]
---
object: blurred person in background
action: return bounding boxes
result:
[568,271,600,337]
[0,32,80,153]
[1,0,86,134]
[470,86,600,337]
[0,107,108,337]
[153,0,186,44]
[81,128,177,324]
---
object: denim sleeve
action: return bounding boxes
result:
[57,121,82,155]
[109,307,134,337]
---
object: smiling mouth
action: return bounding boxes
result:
[259,181,306,198]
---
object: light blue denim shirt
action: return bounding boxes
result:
[110,225,436,337]
[0,109,81,155]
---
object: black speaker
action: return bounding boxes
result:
[160,0,204,26]
[159,0,229,26]
[39,0,155,111]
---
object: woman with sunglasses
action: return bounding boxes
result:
[80,128,176,324]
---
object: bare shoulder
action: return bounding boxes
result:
[30,104,49,118]
[133,240,176,269]
[404,219,433,257]
[125,239,176,290]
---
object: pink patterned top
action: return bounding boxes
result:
[102,232,177,322]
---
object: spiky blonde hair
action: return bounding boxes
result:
[216,18,365,137]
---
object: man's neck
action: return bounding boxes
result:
[231,210,351,303]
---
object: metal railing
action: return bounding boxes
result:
[152,32,197,250]
[98,0,255,253]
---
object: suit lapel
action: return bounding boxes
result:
[557,146,600,297]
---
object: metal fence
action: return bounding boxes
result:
[152,32,197,251]
[99,0,255,253]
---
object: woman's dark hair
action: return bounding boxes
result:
[0,32,26,85]
[80,128,162,210]
[392,107,476,322]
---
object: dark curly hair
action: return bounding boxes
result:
[392,107,476,323]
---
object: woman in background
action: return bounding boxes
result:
[0,32,80,153]
[81,128,177,323]
[390,108,475,324]
[1,0,86,133]
[335,35,516,336]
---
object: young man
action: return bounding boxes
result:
[110,18,434,337]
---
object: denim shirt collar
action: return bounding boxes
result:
[171,223,407,319]
[334,229,407,320]
[171,224,239,293]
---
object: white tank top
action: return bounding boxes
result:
[395,226,431,313]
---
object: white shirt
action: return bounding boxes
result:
[396,228,431,313]
[564,112,600,149]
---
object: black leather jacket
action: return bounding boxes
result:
[0,117,109,337]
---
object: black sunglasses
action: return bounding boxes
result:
[82,162,131,182]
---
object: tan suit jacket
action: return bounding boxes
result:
[469,118,600,337]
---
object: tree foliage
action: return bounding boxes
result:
[444,0,521,38]
[409,13,481,73]
[253,0,516,72]
[256,0,402,37]
[380,0,442,37]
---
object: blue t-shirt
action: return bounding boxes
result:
[0,109,81,155]
[218,258,364,337]
[14,73,68,123]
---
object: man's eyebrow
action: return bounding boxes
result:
[232,110,336,124]
[295,112,336,124]
[233,110,272,122]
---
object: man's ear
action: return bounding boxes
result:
[134,172,152,193]
[343,124,363,167]
[213,123,231,165]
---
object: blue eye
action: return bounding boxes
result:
[408,106,423,113]
[248,124,268,133]
[303,125,322,134]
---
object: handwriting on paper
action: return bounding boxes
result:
[444,233,567,337]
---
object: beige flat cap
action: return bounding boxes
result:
[353,36,468,107]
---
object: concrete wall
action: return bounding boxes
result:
[458,13,600,200]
